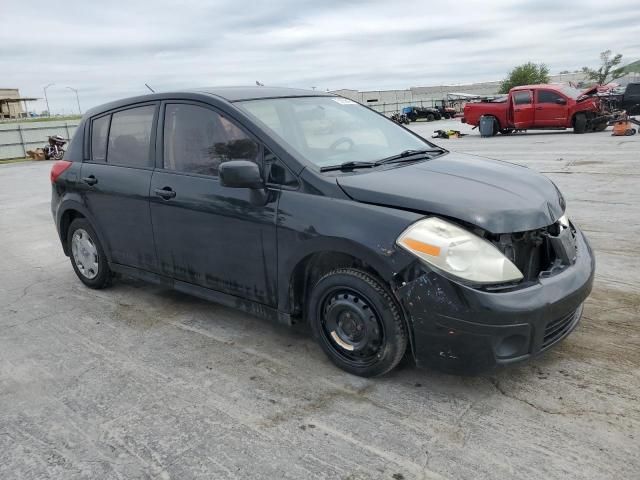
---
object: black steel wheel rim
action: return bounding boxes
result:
[318,288,385,367]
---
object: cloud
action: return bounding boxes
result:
[2,0,638,113]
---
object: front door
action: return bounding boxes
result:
[511,90,534,129]
[534,89,568,127]
[149,102,279,306]
[80,103,158,271]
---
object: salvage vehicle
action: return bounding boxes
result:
[605,82,640,116]
[50,87,595,377]
[402,106,441,122]
[462,84,607,135]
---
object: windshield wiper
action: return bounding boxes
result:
[374,148,446,166]
[320,161,377,172]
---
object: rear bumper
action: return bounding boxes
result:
[396,228,595,373]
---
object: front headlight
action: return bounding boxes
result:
[397,217,523,284]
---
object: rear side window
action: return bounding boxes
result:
[537,90,564,104]
[91,115,110,162]
[513,91,532,105]
[107,105,155,168]
[163,103,260,177]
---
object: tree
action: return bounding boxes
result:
[581,50,624,85]
[499,62,550,94]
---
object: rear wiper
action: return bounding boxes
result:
[374,148,446,166]
[320,161,377,172]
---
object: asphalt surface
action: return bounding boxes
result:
[1,120,638,479]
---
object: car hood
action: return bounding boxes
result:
[336,153,565,233]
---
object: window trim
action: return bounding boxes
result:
[156,100,265,179]
[85,101,159,170]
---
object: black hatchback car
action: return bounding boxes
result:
[51,87,595,377]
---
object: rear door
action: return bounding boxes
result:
[80,103,158,271]
[149,101,279,306]
[511,90,534,129]
[535,89,568,127]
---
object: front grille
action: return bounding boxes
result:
[542,308,579,349]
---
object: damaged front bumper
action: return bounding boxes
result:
[396,227,595,373]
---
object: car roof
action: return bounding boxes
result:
[511,84,562,91]
[83,86,333,118]
[192,86,333,101]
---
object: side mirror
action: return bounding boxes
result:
[219,160,264,189]
[556,98,567,105]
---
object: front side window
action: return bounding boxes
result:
[91,115,110,162]
[163,104,260,176]
[513,91,532,105]
[107,105,155,168]
[237,97,434,169]
[537,90,564,104]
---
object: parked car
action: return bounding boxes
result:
[402,106,441,122]
[50,87,594,377]
[462,84,606,135]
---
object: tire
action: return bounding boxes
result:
[593,122,608,132]
[307,268,407,377]
[574,113,587,134]
[67,218,112,289]
[426,113,435,122]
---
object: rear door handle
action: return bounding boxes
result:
[154,187,176,200]
[82,175,98,186]
[514,108,521,112]
[536,107,544,110]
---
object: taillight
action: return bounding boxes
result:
[50,160,72,184]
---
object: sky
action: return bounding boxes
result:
[3,0,640,115]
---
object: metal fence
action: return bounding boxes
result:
[362,99,463,116]
[0,120,80,160]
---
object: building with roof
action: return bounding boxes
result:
[0,88,39,119]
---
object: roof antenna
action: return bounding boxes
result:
[145,83,155,93]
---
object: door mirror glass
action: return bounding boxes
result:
[219,160,264,189]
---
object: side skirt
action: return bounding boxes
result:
[109,263,293,326]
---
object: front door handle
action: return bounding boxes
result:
[536,106,544,110]
[82,175,98,186]
[154,187,176,200]
[514,108,521,112]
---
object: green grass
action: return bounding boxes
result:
[0,115,81,124]
[0,157,32,164]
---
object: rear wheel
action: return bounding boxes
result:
[308,268,407,377]
[68,218,111,289]
[426,113,435,122]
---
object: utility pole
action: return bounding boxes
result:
[43,83,54,116]
[66,86,82,114]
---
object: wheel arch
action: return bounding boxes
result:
[283,245,416,361]
[57,201,110,261]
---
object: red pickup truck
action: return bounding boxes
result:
[462,84,606,135]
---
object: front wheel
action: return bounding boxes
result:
[308,268,407,377]
[574,113,587,134]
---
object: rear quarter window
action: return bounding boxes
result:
[91,115,110,162]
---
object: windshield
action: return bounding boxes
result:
[237,96,437,169]
[557,85,584,99]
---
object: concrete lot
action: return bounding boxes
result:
[1,121,638,479]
